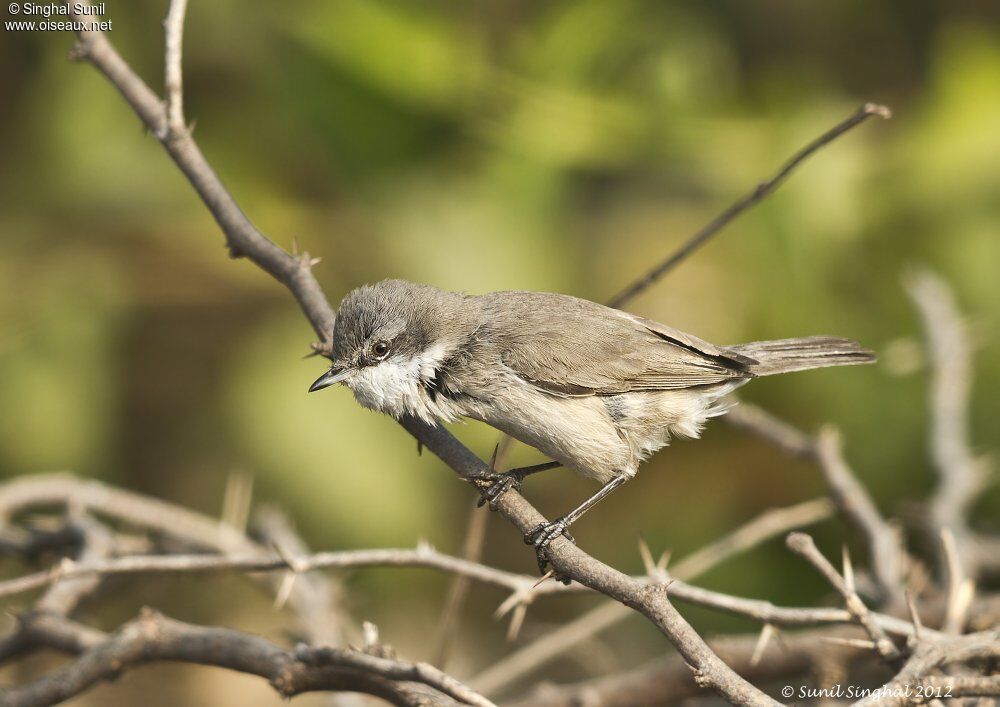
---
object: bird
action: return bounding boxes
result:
[309,279,875,574]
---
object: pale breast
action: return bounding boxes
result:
[454,377,634,484]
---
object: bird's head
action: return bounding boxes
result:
[308,279,471,418]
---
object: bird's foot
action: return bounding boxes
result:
[524,518,575,583]
[476,470,524,509]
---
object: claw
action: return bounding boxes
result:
[477,470,523,509]
[524,519,575,583]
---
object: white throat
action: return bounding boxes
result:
[345,342,457,423]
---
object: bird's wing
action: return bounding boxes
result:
[479,291,755,396]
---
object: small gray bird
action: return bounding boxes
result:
[310,279,874,573]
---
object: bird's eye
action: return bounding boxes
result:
[372,341,390,359]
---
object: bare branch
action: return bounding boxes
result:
[852,630,1000,707]
[815,426,907,605]
[470,498,835,695]
[506,629,863,707]
[0,472,254,553]
[252,505,353,648]
[671,498,833,579]
[939,527,975,635]
[161,0,189,137]
[726,405,909,607]
[905,268,989,580]
[299,644,494,707]
[35,517,113,616]
[3,529,935,642]
[0,609,490,707]
[66,1,336,338]
[394,417,781,705]
[607,103,891,308]
[724,402,818,460]
[786,533,901,663]
[0,544,529,602]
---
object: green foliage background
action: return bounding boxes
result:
[1,1,998,703]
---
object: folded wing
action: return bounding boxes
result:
[478,291,755,396]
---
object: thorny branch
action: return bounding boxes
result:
[0,2,990,705]
[906,269,991,580]
[0,609,492,707]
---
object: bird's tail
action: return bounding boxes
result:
[729,336,876,376]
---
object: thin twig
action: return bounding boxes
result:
[470,498,835,695]
[939,527,975,635]
[0,472,254,553]
[0,545,527,601]
[672,498,834,579]
[815,426,907,606]
[852,630,1000,707]
[726,405,909,608]
[607,103,891,308]
[724,402,818,460]
[161,0,189,137]
[299,644,494,707]
[506,629,862,707]
[905,268,989,580]
[0,537,937,641]
[35,518,113,616]
[786,533,901,663]
[0,609,491,707]
[252,506,353,649]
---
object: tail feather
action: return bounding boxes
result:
[728,336,876,376]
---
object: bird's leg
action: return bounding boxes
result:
[525,473,630,581]
[478,461,562,509]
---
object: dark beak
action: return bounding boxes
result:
[309,367,349,392]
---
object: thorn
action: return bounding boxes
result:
[506,604,527,642]
[656,549,671,573]
[416,538,434,554]
[949,579,976,633]
[820,635,877,650]
[309,257,322,267]
[494,581,536,620]
[905,591,923,641]
[842,545,855,593]
[221,470,253,533]
[291,236,299,256]
[273,571,296,609]
[750,624,777,666]
[488,444,500,472]
[493,596,516,620]
[362,621,379,652]
[532,570,555,589]
[637,534,656,576]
